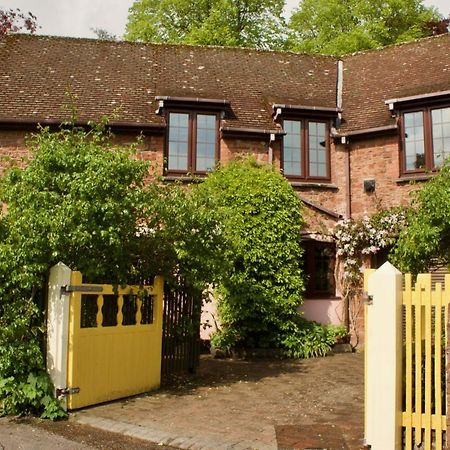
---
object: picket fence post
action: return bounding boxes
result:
[365,261,403,449]
[46,262,72,410]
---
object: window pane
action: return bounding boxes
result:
[313,245,332,292]
[432,107,450,167]
[168,113,189,171]
[283,120,302,176]
[404,111,425,170]
[196,114,216,172]
[308,122,327,177]
[304,242,335,296]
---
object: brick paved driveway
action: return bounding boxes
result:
[74,352,364,450]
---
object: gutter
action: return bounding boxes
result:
[0,118,166,134]
[385,89,450,110]
[333,124,398,143]
[155,96,230,106]
[272,103,341,114]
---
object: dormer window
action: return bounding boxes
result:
[283,119,329,179]
[167,112,218,173]
[402,106,450,172]
[385,92,450,175]
[156,96,228,176]
[273,104,339,182]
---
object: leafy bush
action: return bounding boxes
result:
[280,318,338,358]
[0,371,65,420]
[392,161,450,273]
[193,158,305,349]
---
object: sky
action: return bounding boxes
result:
[1,0,449,40]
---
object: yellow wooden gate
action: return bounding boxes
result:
[402,273,447,449]
[65,270,164,410]
[365,264,447,450]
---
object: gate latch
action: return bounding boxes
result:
[362,292,373,305]
[56,387,80,397]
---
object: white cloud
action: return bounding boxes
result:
[1,0,134,38]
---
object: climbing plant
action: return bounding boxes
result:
[332,207,408,345]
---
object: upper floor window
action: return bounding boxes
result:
[282,119,329,180]
[167,111,218,174]
[402,106,450,173]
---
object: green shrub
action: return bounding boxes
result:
[194,158,305,349]
[280,318,338,358]
[392,161,450,273]
[0,124,149,418]
[0,371,66,420]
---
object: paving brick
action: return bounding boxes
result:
[73,353,364,450]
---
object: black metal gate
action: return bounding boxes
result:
[161,279,201,384]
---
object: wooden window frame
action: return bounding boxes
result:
[281,117,331,182]
[400,103,450,175]
[303,241,336,299]
[165,110,220,176]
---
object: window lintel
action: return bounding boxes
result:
[156,96,230,115]
[273,103,340,121]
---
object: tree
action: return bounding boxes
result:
[392,162,450,274]
[124,0,286,50]
[0,8,38,36]
[192,158,306,349]
[425,16,450,35]
[91,27,117,41]
[286,0,440,56]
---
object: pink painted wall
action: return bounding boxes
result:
[300,298,344,325]
[201,296,344,341]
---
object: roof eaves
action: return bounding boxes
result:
[273,104,341,114]
[333,124,398,140]
[0,118,166,134]
[385,89,450,109]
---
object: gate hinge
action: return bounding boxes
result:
[61,285,103,294]
[56,387,80,397]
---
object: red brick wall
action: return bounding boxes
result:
[0,129,166,177]
[344,134,429,347]
[220,136,272,165]
[346,135,421,218]
[296,140,347,232]
[0,130,31,174]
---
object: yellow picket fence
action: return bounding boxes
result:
[364,263,447,450]
[402,273,447,449]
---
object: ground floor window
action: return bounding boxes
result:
[303,241,335,298]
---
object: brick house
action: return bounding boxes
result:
[1,33,449,341]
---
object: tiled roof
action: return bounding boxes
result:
[1,33,449,135]
[341,33,450,133]
[0,34,337,132]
